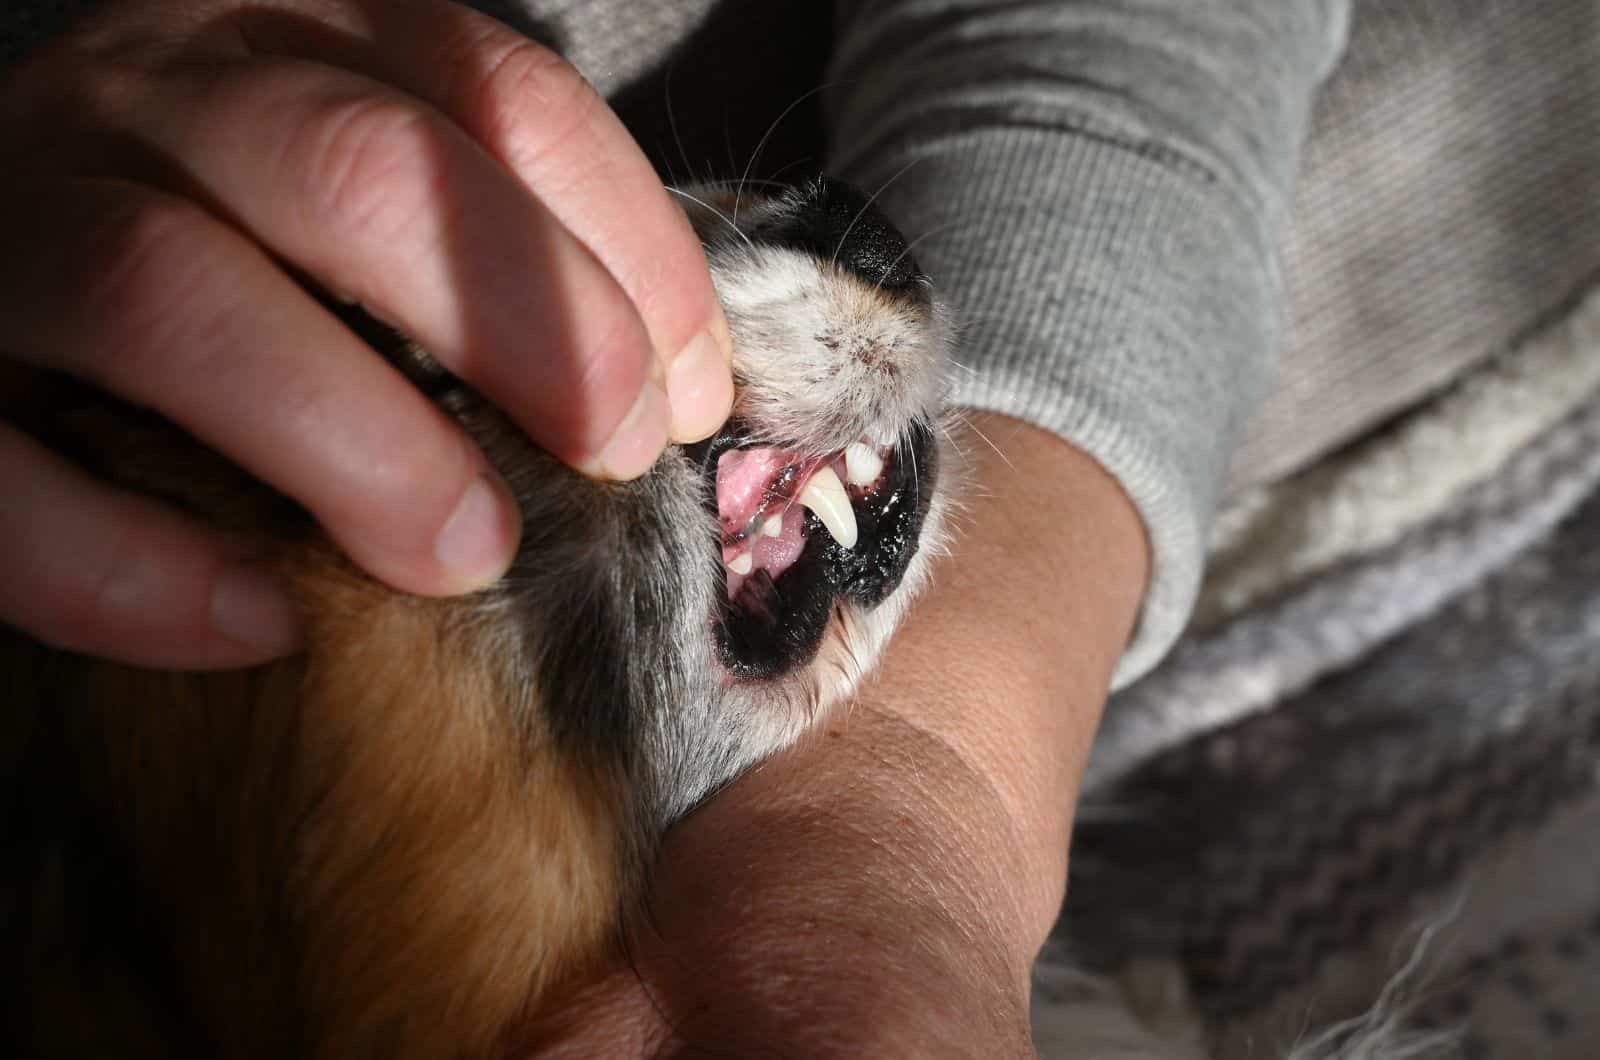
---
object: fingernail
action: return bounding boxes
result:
[211,566,302,655]
[588,379,670,480]
[434,475,519,589]
[665,329,734,443]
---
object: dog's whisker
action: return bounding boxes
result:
[734,81,842,218]
[663,58,693,183]
[715,176,795,191]
[953,411,1016,472]
[935,420,972,465]
[665,187,756,253]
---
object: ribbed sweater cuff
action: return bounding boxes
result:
[834,127,1280,688]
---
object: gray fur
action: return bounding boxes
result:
[444,180,953,836]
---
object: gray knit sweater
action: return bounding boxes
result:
[0,0,1351,686]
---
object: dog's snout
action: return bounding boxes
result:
[767,178,929,300]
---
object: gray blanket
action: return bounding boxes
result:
[1035,3,1600,1057]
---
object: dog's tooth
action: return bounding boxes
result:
[844,442,885,486]
[761,514,784,538]
[727,551,754,575]
[796,466,858,549]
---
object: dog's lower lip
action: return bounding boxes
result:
[704,421,938,679]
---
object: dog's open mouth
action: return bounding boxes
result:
[690,420,937,678]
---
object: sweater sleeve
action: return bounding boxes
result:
[825,0,1350,688]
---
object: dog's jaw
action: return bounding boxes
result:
[1,178,953,1059]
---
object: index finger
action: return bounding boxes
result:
[238,0,734,444]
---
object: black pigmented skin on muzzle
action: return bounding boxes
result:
[750,178,932,304]
[689,421,938,679]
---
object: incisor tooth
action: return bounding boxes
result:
[761,514,784,538]
[727,552,754,575]
[844,442,885,486]
[796,466,858,549]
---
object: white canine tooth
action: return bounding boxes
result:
[727,552,754,575]
[761,514,784,538]
[844,442,885,486]
[796,466,858,549]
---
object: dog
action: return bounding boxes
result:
[2,176,953,1058]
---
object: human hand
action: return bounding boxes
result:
[518,415,1150,1058]
[0,0,732,669]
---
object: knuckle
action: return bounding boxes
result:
[41,515,151,656]
[75,533,140,644]
[464,38,606,173]
[364,447,447,521]
[280,370,457,530]
[73,195,223,387]
[613,247,679,322]
[289,93,439,247]
[359,407,464,508]
[479,37,590,112]
[566,312,653,425]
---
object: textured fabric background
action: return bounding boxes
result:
[1230,0,1600,490]
[1087,319,1600,792]
[1055,467,1600,1055]
[1040,3,1600,1056]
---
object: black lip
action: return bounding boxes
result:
[697,420,938,679]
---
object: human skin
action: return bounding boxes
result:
[2,4,1150,1047]
[524,413,1149,1057]
[0,0,733,669]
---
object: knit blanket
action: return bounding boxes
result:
[1033,4,1600,1056]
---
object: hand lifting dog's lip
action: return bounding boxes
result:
[4,176,953,1058]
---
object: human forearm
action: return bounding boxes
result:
[822,410,1150,944]
[527,412,1147,1056]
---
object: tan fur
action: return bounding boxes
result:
[5,398,628,1058]
[272,558,625,1059]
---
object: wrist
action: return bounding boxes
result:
[659,409,1148,1027]
[851,411,1150,946]
[522,413,1150,1056]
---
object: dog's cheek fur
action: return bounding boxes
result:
[8,554,628,1060]
[280,561,629,1059]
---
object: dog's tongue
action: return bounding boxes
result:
[715,448,811,599]
[714,448,791,538]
